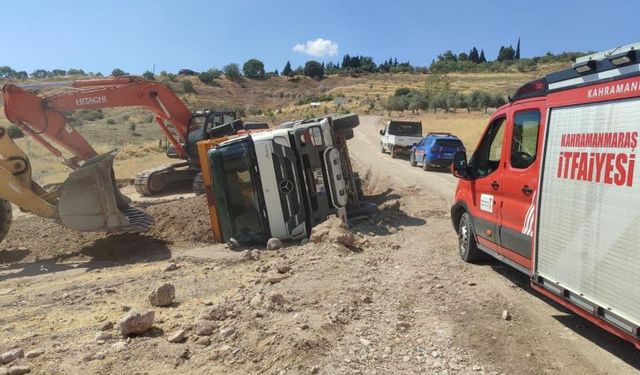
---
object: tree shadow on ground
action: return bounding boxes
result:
[0,234,170,282]
[488,262,640,368]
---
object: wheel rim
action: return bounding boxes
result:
[459,217,469,256]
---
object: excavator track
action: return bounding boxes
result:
[0,199,12,244]
[134,162,197,196]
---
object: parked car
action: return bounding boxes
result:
[410,133,465,170]
[380,120,423,158]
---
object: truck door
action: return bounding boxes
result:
[498,108,542,271]
[469,116,507,251]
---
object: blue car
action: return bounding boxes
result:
[410,133,465,170]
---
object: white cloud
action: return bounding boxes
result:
[292,38,339,57]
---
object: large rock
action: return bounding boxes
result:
[266,238,283,250]
[7,366,30,375]
[167,329,186,343]
[199,302,234,321]
[119,309,155,336]
[0,349,23,365]
[148,283,175,307]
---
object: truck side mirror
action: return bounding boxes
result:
[379,129,384,135]
[452,151,471,179]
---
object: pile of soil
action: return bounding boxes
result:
[143,195,215,244]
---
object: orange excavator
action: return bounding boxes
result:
[0,76,261,242]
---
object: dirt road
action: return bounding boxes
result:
[0,116,638,374]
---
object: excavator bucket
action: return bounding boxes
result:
[57,151,153,233]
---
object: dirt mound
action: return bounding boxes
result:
[0,196,214,264]
[143,196,215,244]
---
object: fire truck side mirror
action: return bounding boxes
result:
[452,151,470,179]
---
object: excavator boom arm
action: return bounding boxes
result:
[2,76,193,163]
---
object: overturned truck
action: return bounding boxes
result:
[197,114,360,246]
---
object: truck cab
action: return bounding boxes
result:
[204,116,353,245]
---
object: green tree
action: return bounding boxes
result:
[51,69,67,76]
[479,50,487,63]
[385,95,409,113]
[469,47,480,63]
[515,38,521,60]
[142,71,155,80]
[223,63,242,81]
[0,66,15,78]
[408,93,429,113]
[303,60,325,78]
[111,68,127,77]
[67,68,85,75]
[30,69,49,79]
[497,45,516,62]
[12,71,28,80]
[242,59,265,79]
[282,61,293,77]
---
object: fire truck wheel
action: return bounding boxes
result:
[458,212,483,263]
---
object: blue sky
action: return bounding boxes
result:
[2,0,639,74]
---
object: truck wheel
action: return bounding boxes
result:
[380,143,386,154]
[0,199,12,244]
[409,153,417,167]
[340,128,354,140]
[390,148,397,159]
[458,212,483,263]
[422,160,431,171]
[332,114,360,130]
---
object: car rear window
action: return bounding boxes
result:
[389,123,421,136]
[435,139,463,148]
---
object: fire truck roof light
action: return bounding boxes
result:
[609,50,637,66]
[574,60,596,74]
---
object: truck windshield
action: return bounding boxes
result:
[389,122,421,136]
[210,139,267,244]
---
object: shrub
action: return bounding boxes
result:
[142,71,155,80]
[106,118,116,125]
[182,80,196,94]
[112,68,127,77]
[304,61,324,78]
[198,69,222,84]
[223,63,242,81]
[129,123,137,132]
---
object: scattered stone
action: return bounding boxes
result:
[0,349,23,365]
[99,321,114,331]
[402,355,410,363]
[431,350,440,358]
[435,284,444,289]
[199,302,233,321]
[254,310,266,318]
[24,349,44,359]
[121,305,131,312]
[148,283,175,307]
[163,262,179,272]
[250,293,264,308]
[276,265,291,274]
[268,292,286,305]
[195,336,211,346]
[220,327,235,338]
[267,275,288,284]
[362,295,373,304]
[266,238,283,250]
[7,366,30,375]
[95,331,112,341]
[359,338,371,346]
[167,329,186,343]
[195,320,216,336]
[310,365,320,374]
[110,342,127,353]
[119,309,155,336]
[396,321,411,330]
[472,365,482,371]
[250,249,261,260]
[388,226,398,234]
[300,238,310,246]
[240,250,253,261]
[501,310,511,321]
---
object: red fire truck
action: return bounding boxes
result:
[451,44,640,349]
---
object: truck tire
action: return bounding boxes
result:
[422,160,431,171]
[390,148,397,159]
[458,212,483,263]
[331,114,360,130]
[409,152,417,167]
[0,199,12,244]
[340,128,354,140]
[380,143,386,154]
